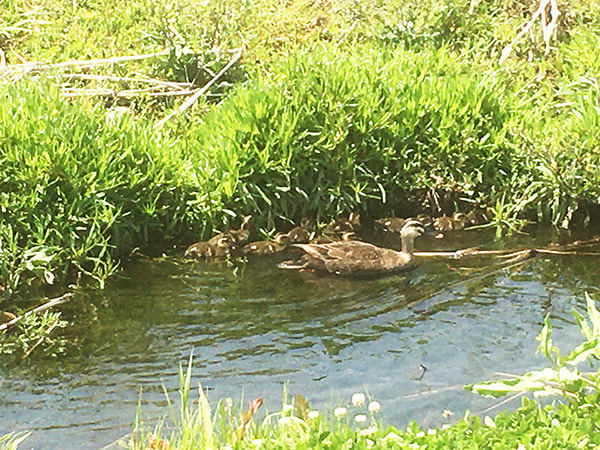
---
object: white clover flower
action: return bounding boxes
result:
[427,428,437,435]
[351,392,366,407]
[551,418,560,427]
[358,425,378,437]
[366,438,374,449]
[367,401,381,413]
[415,431,425,438]
[282,404,294,414]
[354,414,368,424]
[334,406,348,418]
[483,415,496,428]
[441,424,451,430]
[307,410,320,420]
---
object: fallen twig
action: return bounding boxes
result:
[0,49,170,77]
[62,87,195,99]
[154,49,243,129]
[0,292,72,332]
[62,73,193,90]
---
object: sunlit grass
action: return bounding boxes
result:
[1,0,600,298]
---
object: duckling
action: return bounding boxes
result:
[467,208,491,225]
[375,217,407,233]
[184,241,214,258]
[211,236,238,257]
[433,215,454,231]
[279,220,424,277]
[452,212,469,230]
[185,236,237,258]
[287,218,313,244]
[227,215,254,244]
[325,212,361,235]
[243,233,290,255]
[310,231,357,244]
[416,214,433,228]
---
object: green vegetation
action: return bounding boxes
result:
[1,1,600,301]
[120,294,600,449]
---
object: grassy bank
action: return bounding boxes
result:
[1,1,600,298]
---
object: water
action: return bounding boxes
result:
[1,227,599,449]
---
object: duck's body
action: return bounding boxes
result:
[280,221,424,277]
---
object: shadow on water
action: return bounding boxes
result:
[2,226,600,448]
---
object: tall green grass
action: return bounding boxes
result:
[0,79,220,296]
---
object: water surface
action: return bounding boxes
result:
[1,227,599,448]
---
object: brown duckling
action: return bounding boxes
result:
[287,217,313,244]
[310,231,357,244]
[185,241,214,258]
[375,217,407,233]
[451,212,469,230]
[279,220,424,277]
[185,236,236,258]
[416,214,433,228]
[467,208,491,225]
[206,215,253,249]
[226,215,254,244]
[433,215,454,231]
[324,212,361,235]
[243,233,291,255]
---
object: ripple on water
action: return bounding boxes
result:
[2,229,600,448]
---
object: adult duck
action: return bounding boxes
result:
[279,220,424,277]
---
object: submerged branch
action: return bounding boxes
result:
[0,292,72,332]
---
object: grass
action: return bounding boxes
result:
[0,2,599,302]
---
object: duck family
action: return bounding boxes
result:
[279,220,425,276]
[184,208,489,276]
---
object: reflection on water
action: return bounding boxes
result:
[1,227,600,449]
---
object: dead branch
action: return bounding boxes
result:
[62,73,193,90]
[499,0,560,64]
[62,87,195,99]
[0,49,171,77]
[154,49,243,129]
[0,292,72,332]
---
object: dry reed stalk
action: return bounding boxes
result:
[499,0,560,64]
[154,48,243,129]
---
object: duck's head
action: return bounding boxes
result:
[401,220,426,239]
